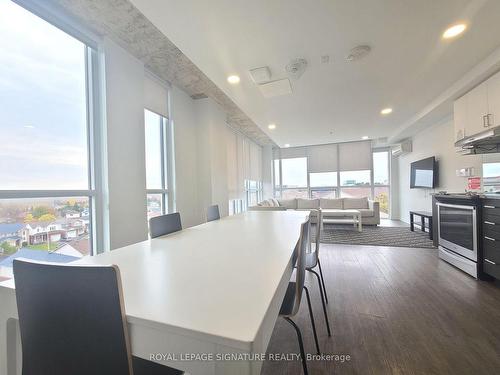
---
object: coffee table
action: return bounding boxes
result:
[321,209,362,232]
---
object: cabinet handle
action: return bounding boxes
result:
[485,259,496,265]
[484,205,496,209]
[485,236,496,241]
[484,221,496,225]
[488,113,494,127]
[483,115,488,127]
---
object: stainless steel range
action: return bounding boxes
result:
[436,197,479,278]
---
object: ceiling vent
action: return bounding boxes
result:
[258,78,293,98]
[249,66,271,84]
[346,45,371,62]
[285,58,308,80]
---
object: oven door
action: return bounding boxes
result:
[437,203,477,261]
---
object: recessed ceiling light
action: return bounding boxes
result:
[268,124,276,130]
[381,108,393,115]
[443,23,467,39]
[24,125,35,129]
[284,143,290,148]
[362,136,369,140]
[227,75,240,84]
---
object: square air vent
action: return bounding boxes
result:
[258,78,292,98]
[249,66,271,84]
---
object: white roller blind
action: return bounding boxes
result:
[250,142,262,181]
[308,144,338,173]
[338,141,372,171]
[226,129,238,199]
[279,146,308,159]
[144,72,168,118]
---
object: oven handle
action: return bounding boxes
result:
[436,202,476,210]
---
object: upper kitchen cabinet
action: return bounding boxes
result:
[454,71,500,141]
[454,95,467,141]
[487,71,500,128]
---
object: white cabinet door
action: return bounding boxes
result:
[453,95,467,141]
[487,71,500,128]
[467,83,489,136]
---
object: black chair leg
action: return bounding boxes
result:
[303,286,320,355]
[284,317,308,375]
[308,269,331,337]
[317,259,329,304]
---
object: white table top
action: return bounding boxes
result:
[321,209,361,215]
[72,210,308,350]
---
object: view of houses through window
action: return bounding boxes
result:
[0,0,98,280]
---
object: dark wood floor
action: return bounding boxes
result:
[261,244,500,375]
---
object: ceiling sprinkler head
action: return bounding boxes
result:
[286,58,308,80]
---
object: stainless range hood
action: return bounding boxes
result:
[455,126,500,154]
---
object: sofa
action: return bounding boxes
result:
[249,197,380,225]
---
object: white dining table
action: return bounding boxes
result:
[0,210,309,375]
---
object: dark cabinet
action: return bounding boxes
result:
[482,200,500,280]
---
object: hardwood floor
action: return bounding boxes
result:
[261,244,500,375]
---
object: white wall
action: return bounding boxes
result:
[194,98,229,218]
[396,119,482,222]
[103,38,149,250]
[170,85,203,228]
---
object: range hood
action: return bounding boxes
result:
[455,126,500,154]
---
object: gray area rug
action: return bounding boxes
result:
[313,224,436,249]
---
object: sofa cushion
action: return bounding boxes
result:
[297,198,320,209]
[320,198,343,209]
[278,199,297,209]
[343,197,369,209]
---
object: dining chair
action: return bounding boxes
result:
[13,259,182,375]
[306,209,331,336]
[207,204,220,222]
[279,220,320,375]
[150,212,182,238]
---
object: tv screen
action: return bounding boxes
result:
[410,157,437,188]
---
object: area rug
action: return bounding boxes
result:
[313,224,436,249]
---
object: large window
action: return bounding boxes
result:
[373,150,390,218]
[483,162,500,192]
[272,144,391,217]
[0,0,101,279]
[281,157,308,198]
[310,172,337,198]
[145,109,171,222]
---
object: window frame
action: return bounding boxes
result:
[0,6,104,255]
[145,109,173,218]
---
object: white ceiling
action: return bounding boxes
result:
[130,0,500,147]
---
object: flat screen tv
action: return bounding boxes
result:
[410,157,437,189]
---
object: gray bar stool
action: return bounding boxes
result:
[279,220,320,375]
[207,204,220,222]
[149,212,182,238]
[13,259,182,375]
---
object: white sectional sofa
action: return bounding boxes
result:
[249,197,380,225]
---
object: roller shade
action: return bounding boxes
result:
[308,144,338,173]
[250,142,262,181]
[144,72,168,118]
[279,146,308,159]
[338,141,372,171]
[226,129,238,199]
